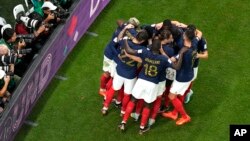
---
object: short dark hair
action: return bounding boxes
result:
[187,24,196,32]
[163,19,172,29]
[2,28,14,41]
[151,38,161,52]
[143,25,154,39]
[136,29,149,42]
[184,28,195,41]
[159,29,172,40]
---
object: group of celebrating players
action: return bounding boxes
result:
[98,17,208,135]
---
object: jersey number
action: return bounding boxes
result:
[144,64,158,77]
[119,49,135,67]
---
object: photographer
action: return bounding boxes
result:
[15,19,47,53]
[42,1,69,26]
[13,4,50,53]
[0,44,21,92]
[0,26,26,50]
[0,70,10,114]
[0,27,32,77]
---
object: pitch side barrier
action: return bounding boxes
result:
[0,0,110,140]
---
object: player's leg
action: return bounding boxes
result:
[99,72,110,96]
[100,56,113,96]
[185,67,198,103]
[148,96,162,127]
[162,80,191,125]
[131,99,144,121]
[148,80,165,126]
[120,77,137,116]
[102,73,124,115]
[113,86,124,108]
[139,102,152,135]
[119,96,137,131]
[160,80,172,113]
[106,77,113,91]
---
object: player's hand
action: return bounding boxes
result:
[125,24,134,29]
[170,57,177,62]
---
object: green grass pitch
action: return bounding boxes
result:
[1,0,250,141]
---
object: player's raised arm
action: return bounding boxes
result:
[123,39,142,62]
[171,47,188,70]
[117,24,134,41]
[124,39,137,55]
[195,28,202,40]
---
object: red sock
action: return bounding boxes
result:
[164,86,171,107]
[150,97,162,119]
[103,87,115,108]
[140,107,151,127]
[100,74,110,89]
[172,97,188,118]
[106,78,113,90]
[165,95,170,107]
[122,101,135,123]
[121,94,131,112]
[117,87,124,103]
[172,108,178,115]
[135,99,144,114]
[178,95,185,103]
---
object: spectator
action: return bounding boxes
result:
[31,0,44,17]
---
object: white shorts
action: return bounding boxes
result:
[166,67,176,80]
[170,80,191,95]
[110,62,117,77]
[112,72,136,94]
[192,67,198,81]
[102,55,113,73]
[157,80,166,96]
[132,79,159,104]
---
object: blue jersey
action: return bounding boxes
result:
[104,24,138,60]
[175,38,199,82]
[162,43,175,57]
[116,40,145,79]
[159,44,175,82]
[193,37,207,67]
[136,48,172,84]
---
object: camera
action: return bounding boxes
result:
[16,34,35,44]
[0,65,10,73]
[0,55,17,65]
[13,4,42,30]
[15,48,32,55]
[52,10,70,19]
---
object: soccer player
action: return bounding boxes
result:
[99,19,139,97]
[101,27,149,115]
[154,19,186,52]
[162,27,202,125]
[184,36,208,103]
[119,38,187,134]
[148,29,176,127]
